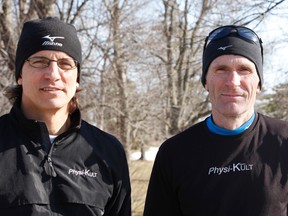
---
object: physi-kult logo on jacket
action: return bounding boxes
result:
[68,168,98,178]
[42,35,64,47]
[208,162,253,175]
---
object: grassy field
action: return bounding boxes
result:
[130,160,154,216]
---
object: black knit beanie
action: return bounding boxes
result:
[15,17,82,82]
[202,32,263,89]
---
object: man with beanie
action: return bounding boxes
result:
[0,17,131,216]
[144,25,288,216]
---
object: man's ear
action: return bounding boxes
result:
[17,78,22,85]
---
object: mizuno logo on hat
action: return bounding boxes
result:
[42,35,64,42]
[217,45,232,50]
[42,35,64,47]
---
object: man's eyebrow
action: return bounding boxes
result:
[211,63,229,70]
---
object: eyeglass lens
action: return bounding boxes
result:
[27,57,77,70]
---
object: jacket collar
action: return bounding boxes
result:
[10,100,81,151]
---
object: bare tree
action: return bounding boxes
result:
[1,0,287,158]
[158,0,212,135]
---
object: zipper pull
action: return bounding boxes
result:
[44,156,57,177]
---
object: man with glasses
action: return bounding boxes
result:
[144,25,288,216]
[0,17,131,216]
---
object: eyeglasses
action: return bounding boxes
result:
[26,56,78,71]
[204,25,262,49]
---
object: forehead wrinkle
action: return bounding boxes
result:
[30,50,72,60]
[210,55,256,70]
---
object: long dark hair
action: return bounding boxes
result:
[4,85,81,114]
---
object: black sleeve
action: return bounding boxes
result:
[143,144,182,216]
[111,156,131,216]
[103,137,132,216]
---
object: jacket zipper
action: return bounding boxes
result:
[43,141,58,177]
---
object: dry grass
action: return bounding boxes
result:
[129,160,153,216]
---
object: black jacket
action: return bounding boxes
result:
[0,103,131,216]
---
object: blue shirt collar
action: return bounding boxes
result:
[206,113,255,136]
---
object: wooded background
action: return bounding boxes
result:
[1,0,288,158]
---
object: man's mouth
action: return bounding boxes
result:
[41,87,60,91]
